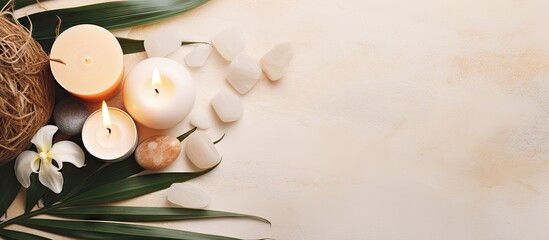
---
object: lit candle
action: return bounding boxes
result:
[123,57,195,129]
[81,101,138,161]
[49,24,124,101]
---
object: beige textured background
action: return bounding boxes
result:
[9,0,549,239]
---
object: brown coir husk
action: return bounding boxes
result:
[0,10,55,165]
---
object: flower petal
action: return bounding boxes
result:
[50,141,85,169]
[14,151,39,188]
[38,160,63,194]
[31,125,58,153]
[31,154,41,173]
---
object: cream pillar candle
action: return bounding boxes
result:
[123,57,195,129]
[81,101,137,161]
[49,24,124,101]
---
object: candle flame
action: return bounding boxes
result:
[152,68,161,94]
[102,101,112,132]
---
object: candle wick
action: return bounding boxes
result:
[155,88,160,94]
[107,128,112,134]
[49,58,66,65]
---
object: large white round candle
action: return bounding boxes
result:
[82,102,138,161]
[50,24,124,101]
[123,57,195,129]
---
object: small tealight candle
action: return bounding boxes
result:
[81,101,138,161]
[123,57,195,129]
[50,24,124,101]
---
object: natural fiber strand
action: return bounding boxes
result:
[0,9,54,164]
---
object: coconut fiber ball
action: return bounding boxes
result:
[0,12,55,165]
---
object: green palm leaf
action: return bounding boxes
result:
[0,161,20,215]
[213,133,226,144]
[17,0,208,52]
[59,128,196,204]
[49,206,270,224]
[66,166,218,206]
[0,229,49,240]
[24,174,46,213]
[42,152,105,206]
[54,154,144,204]
[20,218,242,240]
[118,37,209,55]
[178,127,197,142]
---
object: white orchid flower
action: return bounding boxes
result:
[15,125,85,193]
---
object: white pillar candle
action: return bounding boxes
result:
[81,101,138,161]
[49,24,124,101]
[123,57,195,129]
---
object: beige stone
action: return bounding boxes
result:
[185,132,221,169]
[212,26,245,61]
[135,135,181,170]
[211,89,243,122]
[260,43,293,81]
[167,183,210,208]
[226,53,262,94]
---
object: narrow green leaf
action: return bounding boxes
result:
[66,164,218,206]
[42,152,104,206]
[58,155,144,203]
[18,0,209,50]
[20,218,241,240]
[115,37,144,55]
[60,128,196,203]
[213,133,225,144]
[37,35,208,55]
[0,228,50,240]
[35,39,54,54]
[117,37,209,55]
[178,127,197,142]
[0,0,13,10]
[24,174,46,213]
[13,0,38,9]
[0,161,20,215]
[49,206,270,224]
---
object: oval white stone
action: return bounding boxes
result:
[190,111,211,129]
[226,53,262,94]
[167,183,210,209]
[260,42,294,81]
[185,44,212,68]
[185,132,221,169]
[144,28,180,57]
[211,89,243,122]
[212,27,245,61]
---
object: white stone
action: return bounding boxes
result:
[37,199,44,208]
[226,53,262,94]
[190,111,211,129]
[185,132,221,169]
[212,27,245,61]
[185,44,212,67]
[167,183,210,209]
[260,43,294,81]
[211,89,243,122]
[144,28,181,57]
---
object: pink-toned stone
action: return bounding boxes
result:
[135,135,181,170]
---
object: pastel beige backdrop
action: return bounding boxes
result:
[9,0,549,239]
